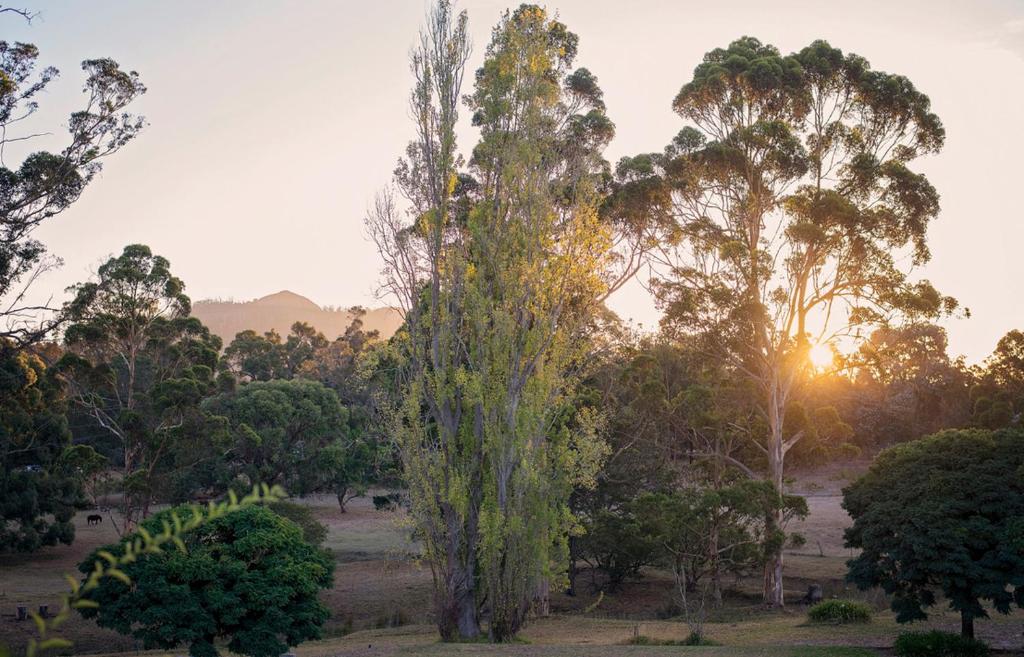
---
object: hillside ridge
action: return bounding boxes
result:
[192,290,402,344]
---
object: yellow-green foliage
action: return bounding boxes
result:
[377,1,616,643]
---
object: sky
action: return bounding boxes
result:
[5,0,1024,363]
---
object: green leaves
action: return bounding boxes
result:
[7,485,284,657]
[843,429,1024,631]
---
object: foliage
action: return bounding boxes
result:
[0,342,82,552]
[221,327,287,382]
[267,500,327,546]
[578,505,663,591]
[203,378,372,511]
[612,35,955,606]
[807,599,872,624]
[626,633,719,646]
[0,35,145,345]
[57,245,222,533]
[894,631,989,657]
[0,484,284,657]
[294,307,380,404]
[368,1,618,641]
[971,330,1024,430]
[221,312,380,390]
[78,501,333,657]
[843,429,1024,638]
[844,324,971,445]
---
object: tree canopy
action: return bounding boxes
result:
[78,504,334,657]
[0,342,81,551]
[843,429,1024,638]
[57,244,222,532]
[0,39,145,345]
[610,35,955,606]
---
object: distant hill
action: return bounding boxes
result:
[192,291,403,345]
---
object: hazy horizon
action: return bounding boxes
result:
[6,0,1023,363]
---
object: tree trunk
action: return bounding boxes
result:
[535,578,550,617]
[567,537,578,596]
[961,610,974,639]
[437,563,480,641]
[764,401,786,608]
[336,489,348,513]
[709,521,723,607]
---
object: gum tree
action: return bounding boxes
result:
[57,245,221,533]
[614,37,955,606]
[0,31,145,345]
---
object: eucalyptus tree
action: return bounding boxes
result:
[972,330,1024,429]
[0,341,80,552]
[57,245,221,533]
[368,2,618,641]
[0,32,145,344]
[613,38,956,606]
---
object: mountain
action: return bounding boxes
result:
[192,291,403,344]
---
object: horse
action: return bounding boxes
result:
[87,514,103,525]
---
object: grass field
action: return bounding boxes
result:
[2,477,1022,657]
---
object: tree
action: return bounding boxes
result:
[971,330,1024,430]
[202,378,369,511]
[638,481,805,641]
[845,323,971,444]
[57,244,222,533]
[843,429,1024,638]
[283,321,328,377]
[295,307,380,404]
[219,323,326,383]
[220,328,286,382]
[367,2,618,640]
[0,341,81,551]
[0,34,145,345]
[78,504,334,657]
[619,37,955,606]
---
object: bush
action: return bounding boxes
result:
[268,500,327,545]
[807,599,872,624]
[78,505,334,657]
[894,630,989,657]
[626,634,718,646]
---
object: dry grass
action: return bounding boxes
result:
[2,487,1022,656]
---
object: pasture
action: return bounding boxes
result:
[3,477,1022,657]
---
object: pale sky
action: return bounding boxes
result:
[5,0,1023,363]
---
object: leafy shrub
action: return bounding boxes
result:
[626,634,718,646]
[268,500,327,545]
[807,599,872,624]
[78,505,334,657]
[894,631,989,657]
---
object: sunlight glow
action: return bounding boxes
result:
[809,342,834,370]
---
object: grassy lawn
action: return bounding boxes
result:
[281,625,879,656]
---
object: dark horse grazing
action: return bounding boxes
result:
[87,514,102,525]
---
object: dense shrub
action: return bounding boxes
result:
[268,500,328,545]
[78,505,334,657]
[807,599,872,624]
[894,630,989,657]
[626,634,719,646]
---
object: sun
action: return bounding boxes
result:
[808,342,834,370]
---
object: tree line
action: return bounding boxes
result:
[3,0,1023,649]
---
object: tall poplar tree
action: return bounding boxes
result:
[368,2,615,641]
